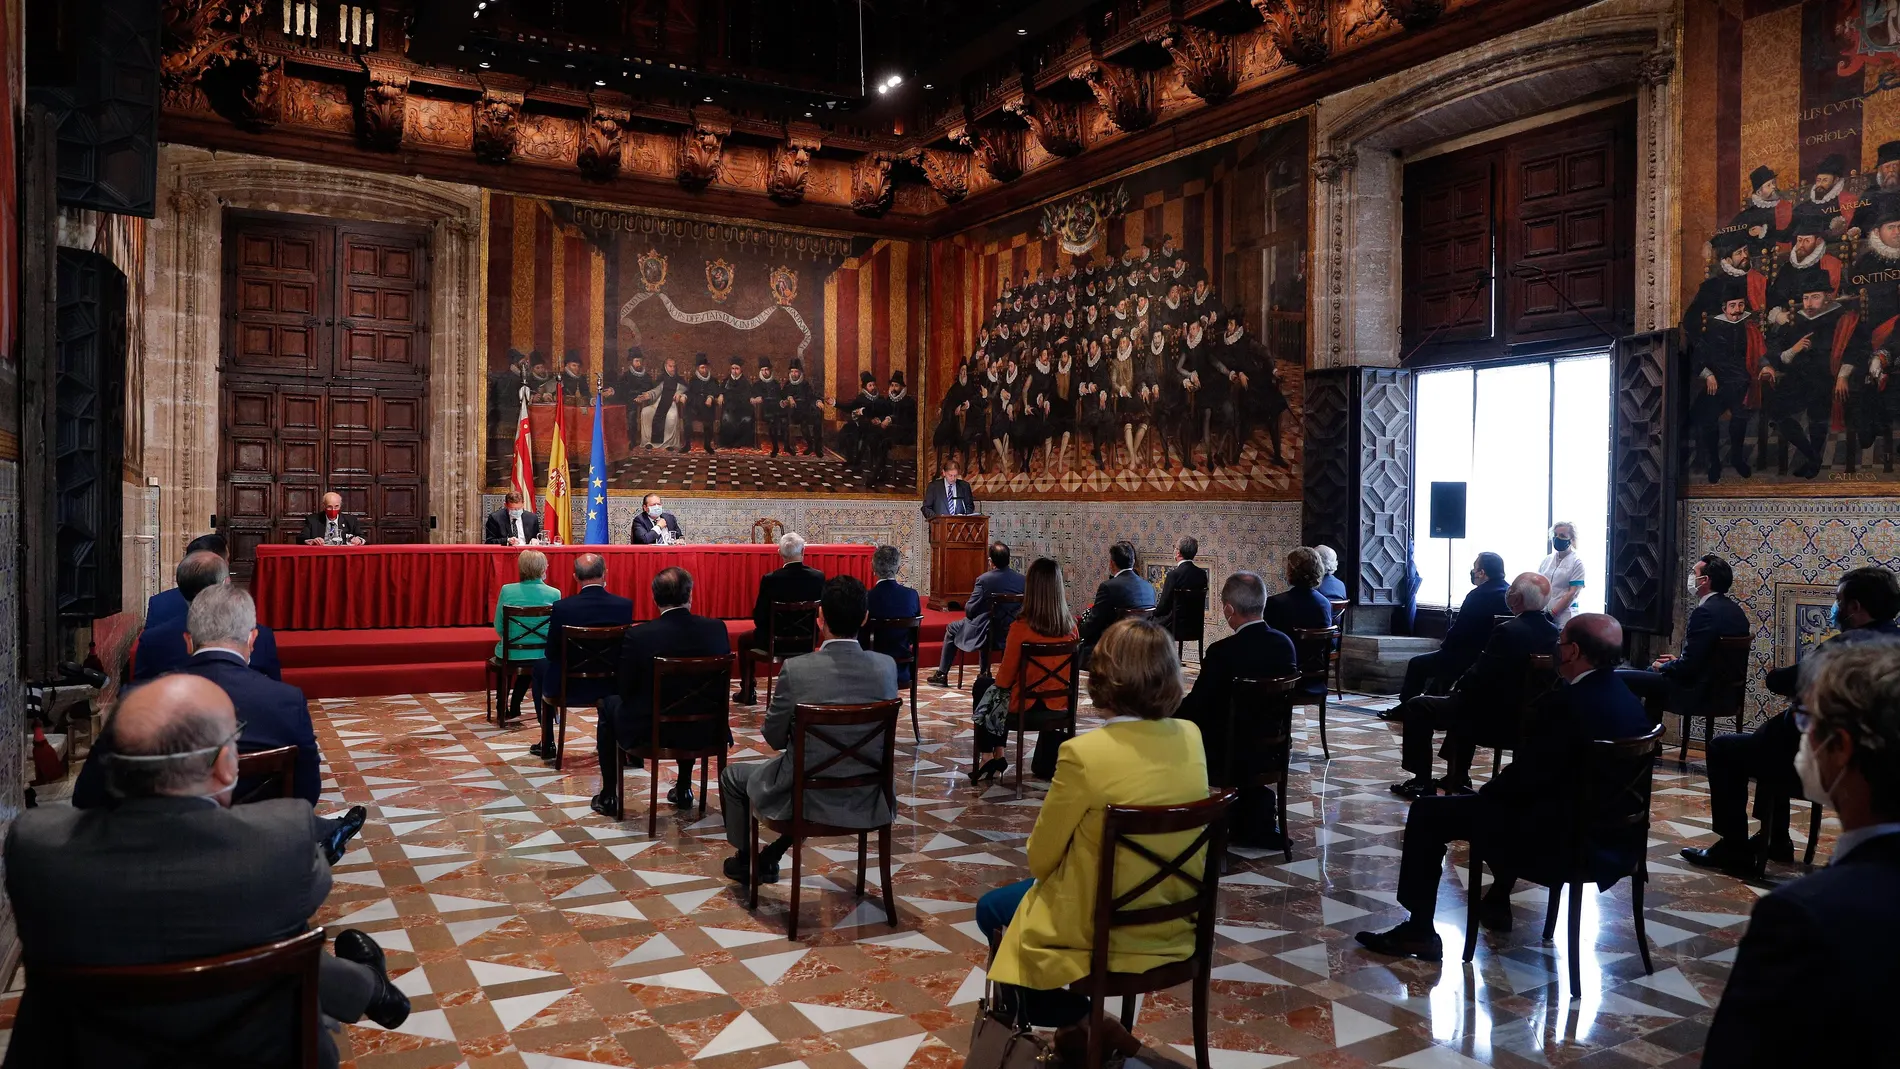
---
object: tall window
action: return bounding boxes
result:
[1412,353,1611,611]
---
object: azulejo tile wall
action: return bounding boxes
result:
[1684,497,1900,726]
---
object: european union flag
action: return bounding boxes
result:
[584,393,609,544]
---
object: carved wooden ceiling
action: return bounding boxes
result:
[159,0,1599,236]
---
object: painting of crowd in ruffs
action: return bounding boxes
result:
[925,118,1308,501]
[1680,1,1900,493]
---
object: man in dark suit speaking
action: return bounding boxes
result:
[1616,553,1751,719]
[591,566,731,818]
[484,490,543,546]
[921,460,976,519]
[631,492,683,545]
[530,553,636,759]
[1078,540,1155,668]
[299,491,367,545]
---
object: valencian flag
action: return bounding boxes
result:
[508,389,536,514]
[583,391,609,544]
[541,384,572,545]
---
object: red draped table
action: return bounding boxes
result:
[251,543,875,630]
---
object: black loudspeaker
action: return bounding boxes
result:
[1428,481,1467,540]
[55,248,126,621]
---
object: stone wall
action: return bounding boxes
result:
[0,460,23,972]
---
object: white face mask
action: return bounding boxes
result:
[1688,573,1703,595]
[508,507,522,519]
[1795,729,1847,805]
[647,504,663,517]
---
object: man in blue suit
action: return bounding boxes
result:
[531,553,635,759]
[143,533,226,633]
[1616,553,1751,719]
[591,567,730,817]
[1077,540,1156,669]
[135,551,282,682]
[864,545,922,684]
[1356,614,1653,960]
[1397,551,1509,702]
[926,541,1025,686]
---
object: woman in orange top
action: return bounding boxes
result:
[974,557,1077,784]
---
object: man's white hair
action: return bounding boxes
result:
[1507,572,1549,613]
[1314,544,1339,575]
[778,531,806,560]
[187,583,257,648]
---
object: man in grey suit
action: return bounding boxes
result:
[3,675,409,1069]
[926,541,1025,687]
[719,575,899,884]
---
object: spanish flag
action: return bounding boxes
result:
[541,384,573,545]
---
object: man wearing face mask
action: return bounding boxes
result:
[1686,566,1900,878]
[1537,521,1586,624]
[1397,552,1511,705]
[632,492,682,546]
[1615,554,1751,723]
[484,489,543,546]
[1701,639,1900,1067]
[4,675,411,1067]
[299,491,368,546]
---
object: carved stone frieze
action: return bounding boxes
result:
[913,148,971,202]
[356,60,411,151]
[957,126,1024,183]
[849,153,895,215]
[577,102,628,181]
[1312,149,1358,183]
[1638,46,1675,86]
[1076,62,1157,133]
[766,133,820,204]
[1378,0,1444,31]
[1157,24,1236,104]
[677,109,731,189]
[472,88,523,165]
[1253,0,1333,67]
[1003,97,1085,157]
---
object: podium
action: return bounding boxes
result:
[927,514,989,611]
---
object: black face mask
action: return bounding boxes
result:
[1469,569,1480,586]
[1551,537,1572,552]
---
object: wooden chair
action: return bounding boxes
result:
[749,600,822,707]
[1168,587,1208,662]
[1288,626,1340,759]
[995,639,1080,791]
[1328,598,1350,697]
[234,745,298,805]
[28,928,327,1069]
[1068,790,1237,1069]
[954,591,1022,687]
[1467,653,1557,776]
[614,655,735,837]
[751,518,786,544]
[487,604,553,724]
[1116,605,1157,623]
[1463,724,1664,994]
[861,614,924,741]
[549,624,629,771]
[749,700,902,940]
[1217,676,1300,861]
[1674,634,1752,768]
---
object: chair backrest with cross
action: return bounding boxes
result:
[611,654,734,835]
[1000,639,1080,789]
[861,614,924,741]
[1289,625,1341,757]
[765,600,822,659]
[1676,633,1754,765]
[1470,652,1558,773]
[1169,587,1208,660]
[1221,676,1300,860]
[234,746,298,806]
[1077,790,1237,1069]
[1116,604,1157,624]
[552,624,629,769]
[501,604,554,658]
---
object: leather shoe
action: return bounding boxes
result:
[1681,841,1761,879]
[528,740,554,759]
[322,805,368,866]
[1749,832,1794,864]
[722,854,780,885]
[667,782,694,809]
[925,670,951,687]
[1354,924,1443,961]
[733,690,758,706]
[590,791,618,818]
[1433,777,1476,796]
[1389,778,1434,800]
[333,929,411,1029]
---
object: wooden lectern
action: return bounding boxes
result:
[927,514,989,611]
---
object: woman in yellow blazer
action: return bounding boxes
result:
[493,549,563,722]
[977,617,1210,1044]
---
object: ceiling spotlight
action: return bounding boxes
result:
[876,84,888,95]
[887,74,903,87]
[478,61,490,68]
[923,83,933,89]
[1016,27,1027,34]
[805,111,813,117]
[594,79,606,86]
[703,95,714,102]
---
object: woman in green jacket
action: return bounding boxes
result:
[494,549,563,722]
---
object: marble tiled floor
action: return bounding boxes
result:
[11,682,1832,1069]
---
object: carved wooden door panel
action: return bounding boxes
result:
[1402,155,1496,350]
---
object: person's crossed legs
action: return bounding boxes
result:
[719,761,791,885]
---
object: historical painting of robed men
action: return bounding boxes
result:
[1680,0,1900,495]
[484,194,922,497]
[925,116,1307,501]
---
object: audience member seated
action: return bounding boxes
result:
[493,548,564,725]
[1077,540,1155,669]
[1154,536,1208,633]
[1388,572,1560,798]
[1314,544,1348,601]
[3,676,409,1069]
[1616,553,1750,718]
[591,566,731,818]
[529,553,635,759]
[1354,614,1650,961]
[734,533,827,706]
[1265,546,1336,636]
[135,551,282,682]
[927,541,1024,687]
[719,576,898,885]
[976,619,1207,1060]
[1701,639,1900,1067]
[1685,566,1900,878]
[1397,552,1508,703]
[144,532,225,631]
[1175,570,1299,847]
[971,557,1077,786]
[866,544,922,684]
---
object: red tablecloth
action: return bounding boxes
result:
[251,543,874,630]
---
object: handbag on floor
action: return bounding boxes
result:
[963,985,1056,1069]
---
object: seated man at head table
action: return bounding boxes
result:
[1355,613,1652,961]
[1395,552,1511,703]
[1699,639,1900,1068]
[1684,565,1900,879]
[1614,552,1751,718]
[734,532,828,706]
[299,491,368,546]
[2,676,409,1069]
[1389,572,1562,798]
[591,566,732,819]
[718,575,899,885]
[529,553,636,760]
[1076,540,1155,670]
[484,489,544,546]
[631,491,683,545]
[134,550,282,683]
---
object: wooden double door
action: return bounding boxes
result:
[219,210,431,577]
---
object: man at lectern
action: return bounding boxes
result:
[300,492,368,545]
[921,460,976,519]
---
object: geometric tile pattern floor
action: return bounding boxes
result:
[6,681,1829,1069]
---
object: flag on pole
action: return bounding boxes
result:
[583,392,609,544]
[508,390,536,513]
[541,384,572,545]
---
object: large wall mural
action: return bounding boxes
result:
[483,194,922,498]
[925,116,1309,501]
[1680,0,1900,496]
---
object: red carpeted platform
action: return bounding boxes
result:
[277,610,963,699]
